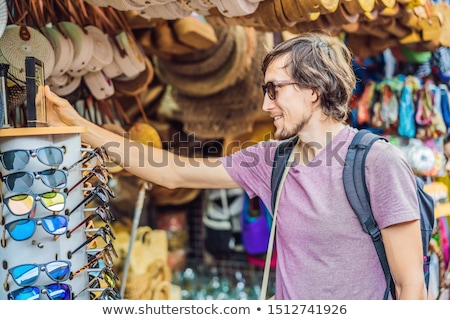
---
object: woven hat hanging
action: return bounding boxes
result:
[173,28,269,139]
[113,56,155,97]
[155,25,234,78]
[154,25,254,98]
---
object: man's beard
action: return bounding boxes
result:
[274,114,311,140]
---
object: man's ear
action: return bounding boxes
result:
[311,89,320,104]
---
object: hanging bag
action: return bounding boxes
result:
[398,75,417,138]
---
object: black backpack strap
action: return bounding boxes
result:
[343,129,396,300]
[270,136,299,214]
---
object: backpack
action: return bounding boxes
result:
[271,129,435,300]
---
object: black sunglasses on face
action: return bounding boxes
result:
[262,80,299,100]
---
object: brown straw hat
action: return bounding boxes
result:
[155,26,235,77]
[154,25,255,98]
[113,56,155,97]
[173,28,270,139]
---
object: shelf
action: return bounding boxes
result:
[0,126,87,137]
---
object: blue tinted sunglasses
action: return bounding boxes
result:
[3,215,68,241]
[5,260,71,288]
[8,283,72,300]
[0,146,65,171]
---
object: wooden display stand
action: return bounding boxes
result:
[0,126,95,300]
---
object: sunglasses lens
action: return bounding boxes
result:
[6,219,35,240]
[40,169,67,189]
[46,261,71,281]
[9,194,35,215]
[8,286,40,300]
[36,147,64,167]
[40,192,66,212]
[2,150,29,171]
[9,264,39,286]
[96,189,109,203]
[46,283,71,300]
[103,269,117,288]
[101,251,114,267]
[267,82,275,99]
[96,170,108,184]
[41,216,68,235]
[103,185,115,198]
[98,288,120,300]
[4,172,34,193]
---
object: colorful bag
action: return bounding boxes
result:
[241,194,271,255]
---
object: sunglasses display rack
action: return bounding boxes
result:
[0,126,118,300]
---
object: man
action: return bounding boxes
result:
[45,32,426,299]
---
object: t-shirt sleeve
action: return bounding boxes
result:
[365,140,420,229]
[219,140,279,199]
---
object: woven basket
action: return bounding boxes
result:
[0,24,55,82]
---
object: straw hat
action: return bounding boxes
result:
[155,25,234,77]
[154,25,255,98]
[173,28,269,139]
[113,56,155,97]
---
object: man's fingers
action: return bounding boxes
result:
[45,85,69,107]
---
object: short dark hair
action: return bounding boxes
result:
[261,32,356,122]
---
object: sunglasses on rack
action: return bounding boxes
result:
[3,215,68,241]
[93,287,121,300]
[66,205,115,238]
[261,80,299,100]
[4,260,71,288]
[66,165,112,195]
[68,225,116,259]
[2,191,66,217]
[73,266,119,300]
[64,146,110,172]
[70,243,118,279]
[0,146,66,171]
[8,283,72,300]
[65,184,115,216]
[1,169,68,193]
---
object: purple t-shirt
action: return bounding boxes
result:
[220,126,420,299]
